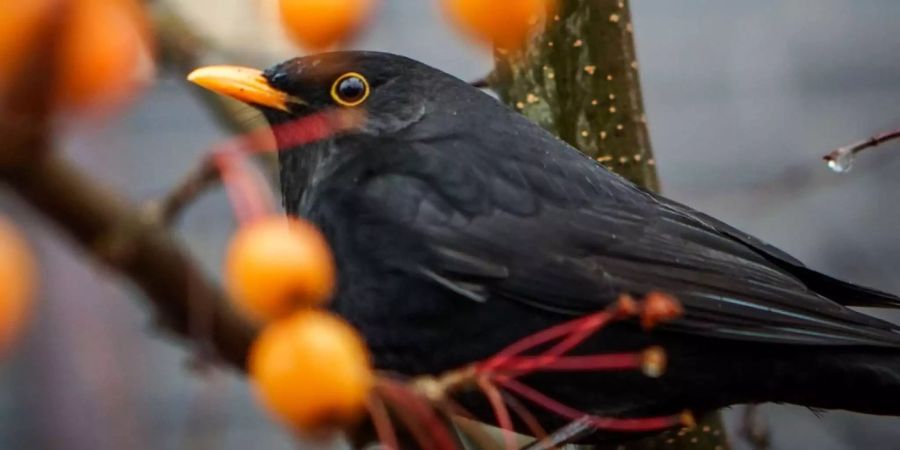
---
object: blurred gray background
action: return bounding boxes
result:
[2,0,900,449]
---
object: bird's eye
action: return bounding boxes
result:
[331,73,370,107]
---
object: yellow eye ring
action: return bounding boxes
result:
[330,72,370,107]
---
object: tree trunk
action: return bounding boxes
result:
[490,1,729,449]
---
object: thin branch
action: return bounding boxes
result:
[823,128,900,170]
[477,377,517,450]
[0,140,257,370]
[375,379,459,450]
[0,1,255,369]
[499,393,548,447]
[148,109,366,225]
[366,394,399,450]
[496,377,687,433]
[144,157,220,225]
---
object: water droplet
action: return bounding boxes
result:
[826,151,855,173]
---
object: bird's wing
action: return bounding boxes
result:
[358,127,900,348]
[669,200,900,309]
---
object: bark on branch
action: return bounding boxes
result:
[0,138,257,370]
[492,0,659,192]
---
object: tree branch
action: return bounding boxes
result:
[491,0,659,192]
[0,136,257,371]
[144,156,220,226]
[823,128,900,172]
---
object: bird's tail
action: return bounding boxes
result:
[778,348,900,415]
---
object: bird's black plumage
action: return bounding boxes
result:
[246,51,900,439]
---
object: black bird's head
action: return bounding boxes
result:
[188,51,505,214]
[188,51,481,143]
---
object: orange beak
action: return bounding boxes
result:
[187,65,302,112]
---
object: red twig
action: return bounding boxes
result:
[500,392,550,445]
[480,310,615,374]
[210,150,274,224]
[152,108,367,225]
[477,377,517,450]
[497,353,642,372]
[480,294,666,377]
[453,294,686,440]
[366,394,399,450]
[364,294,682,448]
[377,379,459,450]
[497,377,685,432]
[374,384,438,450]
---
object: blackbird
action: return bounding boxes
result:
[189,52,900,439]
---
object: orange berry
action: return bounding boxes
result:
[225,216,336,322]
[249,310,373,435]
[54,0,153,111]
[443,0,556,51]
[278,0,376,50]
[0,0,55,96]
[0,217,36,355]
[0,0,152,111]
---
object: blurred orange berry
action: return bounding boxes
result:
[0,0,54,96]
[278,0,376,50]
[0,217,36,355]
[0,0,152,112]
[54,0,153,111]
[249,309,373,434]
[225,216,336,322]
[443,0,557,51]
